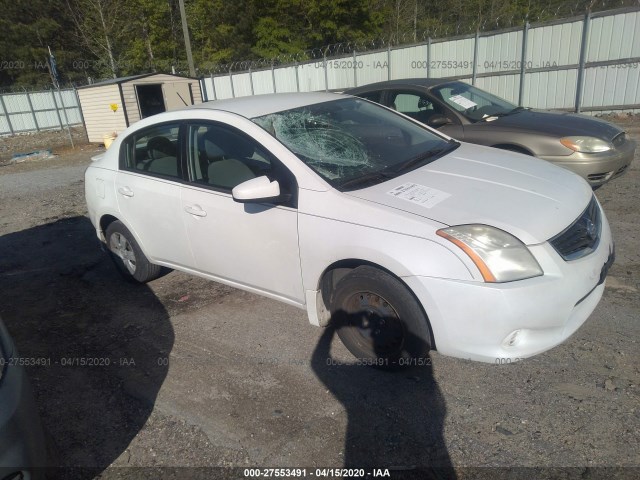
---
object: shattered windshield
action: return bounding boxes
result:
[252,97,454,190]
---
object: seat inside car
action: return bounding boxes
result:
[146,136,178,176]
[202,129,255,189]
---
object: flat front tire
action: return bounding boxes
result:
[105,220,161,283]
[330,266,433,368]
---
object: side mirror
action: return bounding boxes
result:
[427,114,452,128]
[232,176,281,203]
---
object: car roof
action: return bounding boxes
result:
[186,92,348,118]
[346,78,455,92]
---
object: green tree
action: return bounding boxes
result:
[64,0,127,78]
[118,0,180,75]
[186,0,257,69]
[0,0,88,88]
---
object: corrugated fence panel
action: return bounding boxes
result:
[403,47,430,79]
[203,78,216,100]
[35,92,65,129]
[2,95,34,133]
[252,70,275,94]
[0,88,82,135]
[475,74,520,104]
[28,92,53,110]
[588,11,640,61]
[0,115,10,134]
[8,113,35,132]
[391,45,429,80]
[524,69,578,109]
[477,30,523,75]
[297,62,327,92]
[58,90,77,107]
[326,56,357,90]
[35,110,61,129]
[527,20,583,67]
[230,72,253,97]
[583,65,640,108]
[430,37,475,78]
[2,94,30,113]
[274,66,299,92]
[64,108,82,124]
[213,76,233,99]
[356,51,390,85]
[54,90,82,124]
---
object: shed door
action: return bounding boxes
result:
[136,84,166,119]
[163,82,193,110]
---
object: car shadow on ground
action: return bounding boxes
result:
[311,313,455,479]
[0,216,174,479]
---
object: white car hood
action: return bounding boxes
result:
[344,143,593,245]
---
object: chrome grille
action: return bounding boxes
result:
[587,171,611,181]
[550,196,601,261]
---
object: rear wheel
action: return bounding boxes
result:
[330,266,432,368]
[105,221,162,283]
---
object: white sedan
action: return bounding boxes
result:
[85,92,614,365]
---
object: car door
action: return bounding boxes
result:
[115,122,195,268]
[180,121,304,304]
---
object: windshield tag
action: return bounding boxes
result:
[387,183,451,208]
[449,95,477,109]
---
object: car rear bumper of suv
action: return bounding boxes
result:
[542,137,635,187]
[0,321,47,480]
[403,202,614,363]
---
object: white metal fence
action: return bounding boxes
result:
[0,89,83,136]
[202,7,640,114]
[3,5,637,137]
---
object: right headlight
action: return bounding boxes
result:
[560,136,612,153]
[437,225,543,283]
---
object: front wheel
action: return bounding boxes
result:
[330,266,433,368]
[105,220,162,283]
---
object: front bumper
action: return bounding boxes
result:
[403,208,614,363]
[541,138,636,187]
[0,322,47,480]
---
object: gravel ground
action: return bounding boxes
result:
[0,120,638,480]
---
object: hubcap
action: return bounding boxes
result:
[344,292,404,357]
[109,232,136,274]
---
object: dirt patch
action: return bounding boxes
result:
[0,126,90,164]
[0,147,102,178]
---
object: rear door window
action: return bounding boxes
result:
[121,123,183,179]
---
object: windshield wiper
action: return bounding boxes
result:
[385,141,459,176]
[338,141,459,191]
[339,171,394,190]
[484,106,528,120]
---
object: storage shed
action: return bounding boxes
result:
[77,73,203,143]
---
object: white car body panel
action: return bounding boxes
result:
[115,172,194,268]
[84,92,614,363]
[180,184,304,303]
[346,143,594,245]
[297,188,476,287]
[405,210,612,361]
